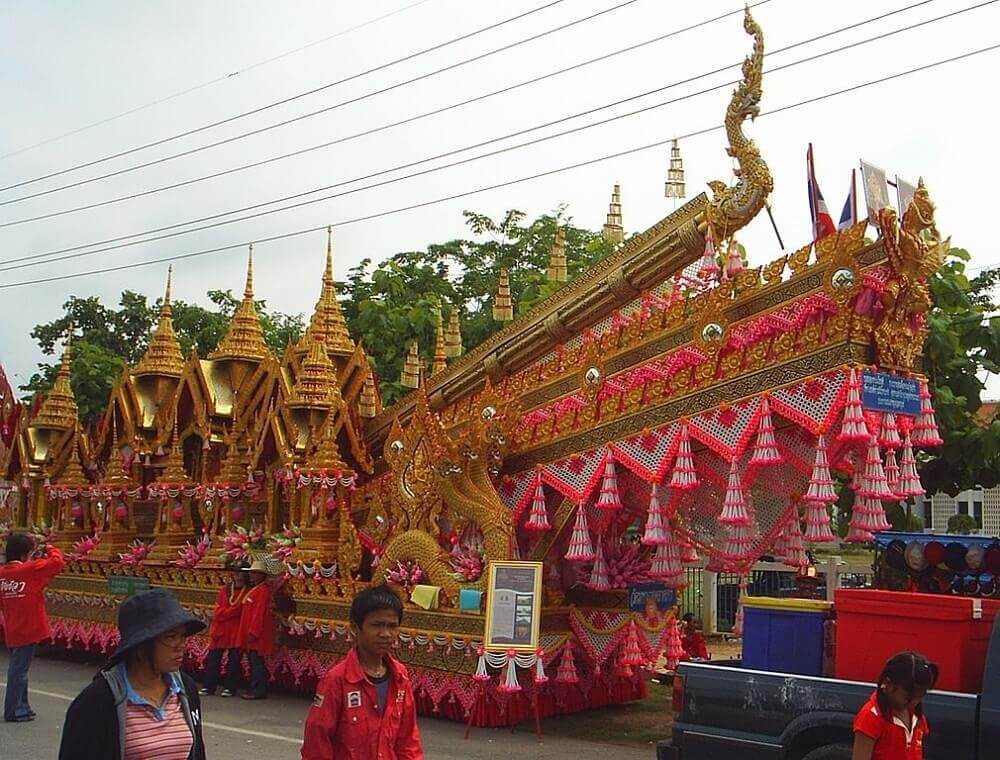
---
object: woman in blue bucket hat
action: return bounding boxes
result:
[58,588,207,760]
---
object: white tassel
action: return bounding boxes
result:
[534,649,548,684]
[500,652,521,693]
[473,648,489,682]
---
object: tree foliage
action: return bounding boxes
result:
[946,513,979,535]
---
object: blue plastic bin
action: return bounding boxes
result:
[741,596,833,676]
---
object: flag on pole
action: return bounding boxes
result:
[896,176,918,215]
[860,159,891,224]
[806,144,835,239]
[838,169,858,230]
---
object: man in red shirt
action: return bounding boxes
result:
[1,533,65,722]
[237,559,274,700]
[301,585,423,759]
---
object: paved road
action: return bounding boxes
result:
[0,651,652,759]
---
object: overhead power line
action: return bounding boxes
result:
[0,0,621,195]
[0,0,436,162]
[0,0,947,228]
[0,0,985,272]
[2,40,996,290]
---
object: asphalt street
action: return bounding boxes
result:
[0,650,653,759]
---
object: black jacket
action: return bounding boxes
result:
[58,667,206,760]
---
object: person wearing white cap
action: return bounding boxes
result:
[236,559,274,699]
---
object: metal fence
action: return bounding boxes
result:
[678,557,875,634]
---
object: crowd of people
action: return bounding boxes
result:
[2,529,939,759]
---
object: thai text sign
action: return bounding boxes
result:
[107,575,150,597]
[627,582,677,612]
[861,371,921,416]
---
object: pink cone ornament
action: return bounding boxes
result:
[720,459,751,526]
[564,507,596,562]
[588,543,611,591]
[883,448,901,499]
[749,398,782,466]
[912,382,943,446]
[858,437,895,500]
[732,576,748,637]
[665,617,686,669]
[897,433,924,497]
[525,472,551,531]
[596,450,623,511]
[804,500,836,543]
[726,239,744,278]
[721,521,755,564]
[650,524,685,589]
[620,621,646,667]
[533,649,548,684]
[805,434,837,503]
[555,644,579,684]
[670,423,699,490]
[879,413,902,449]
[641,485,667,545]
[837,368,869,444]
[698,225,721,279]
[784,515,808,568]
[680,540,700,564]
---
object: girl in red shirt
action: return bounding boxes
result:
[236,559,274,700]
[199,564,248,697]
[853,651,939,760]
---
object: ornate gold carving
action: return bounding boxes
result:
[134,268,185,378]
[209,247,269,362]
[32,327,78,431]
[787,242,813,275]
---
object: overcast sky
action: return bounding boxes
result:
[1,0,998,395]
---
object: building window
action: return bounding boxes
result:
[974,500,983,528]
[923,497,932,530]
[958,501,969,516]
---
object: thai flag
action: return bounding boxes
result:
[806,143,836,239]
[838,169,858,230]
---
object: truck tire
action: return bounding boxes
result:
[802,745,852,760]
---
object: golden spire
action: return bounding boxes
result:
[547,226,568,282]
[160,414,189,483]
[219,425,247,484]
[359,367,378,418]
[602,184,624,243]
[444,305,463,358]
[32,324,78,430]
[59,426,88,486]
[400,340,421,388]
[302,226,355,358]
[665,139,686,199]
[135,266,185,378]
[289,335,342,409]
[307,411,349,472]
[431,311,447,376]
[103,419,134,485]
[209,245,269,362]
[492,268,513,322]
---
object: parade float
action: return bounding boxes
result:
[0,7,950,725]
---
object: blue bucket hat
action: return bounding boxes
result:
[108,588,204,665]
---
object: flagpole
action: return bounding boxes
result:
[765,201,784,251]
[851,168,858,226]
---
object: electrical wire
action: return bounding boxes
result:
[0,0,986,272]
[0,0,618,194]
[0,0,437,162]
[0,0,948,227]
[2,41,996,290]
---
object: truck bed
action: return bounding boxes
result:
[663,660,980,759]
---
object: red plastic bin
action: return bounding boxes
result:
[835,589,998,693]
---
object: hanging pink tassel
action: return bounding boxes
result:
[879,413,902,449]
[641,485,667,545]
[720,459,751,525]
[858,437,895,500]
[804,500,836,543]
[851,495,892,534]
[897,432,924,497]
[883,448,901,499]
[912,381,943,446]
[595,449,622,511]
[525,471,551,531]
[556,644,579,684]
[533,648,548,684]
[732,576,748,637]
[665,617,686,669]
[837,368,869,444]
[726,238,744,278]
[845,519,875,544]
[499,651,522,693]
[784,515,808,568]
[620,621,646,667]
[650,520,685,588]
[721,522,755,564]
[771,524,789,561]
[588,543,611,591]
[473,647,490,682]
[749,398,783,467]
[698,224,721,279]
[805,433,837,502]
[670,422,699,490]
[680,540,700,564]
[564,507,596,562]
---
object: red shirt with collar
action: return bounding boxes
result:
[301,648,423,760]
[208,585,246,650]
[854,691,929,760]
[0,545,65,648]
[238,582,274,655]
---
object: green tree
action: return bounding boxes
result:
[22,340,125,424]
[947,513,979,535]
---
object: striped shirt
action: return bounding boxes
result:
[119,665,194,760]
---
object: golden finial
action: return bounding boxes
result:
[665,139,686,199]
[135,267,184,378]
[444,305,463,358]
[32,322,78,430]
[359,367,378,418]
[301,226,355,358]
[400,340,421,388]
[289,334,341,409]
[160,413,189,483]
[209,245,269,362]
[492,268,514,322]
[431,311,448,376]
[547,226,568,282]
[103,417,134,485]
[58,424,88,486]
[602,184,624,244]
[307,410,350,472]
[218,424,247,484]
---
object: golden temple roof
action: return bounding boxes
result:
[289,335,342,409]
[160,415,189,483]
[301,227,355,358]
[134,267,184,378]
[32,326,78,431]
[209,246,269,362]
[102,421,135,486]
[431,311,447,376]
[307,411,350,472]
[58,427,89,486]
[359,367,378,419]
[218,425,249,484]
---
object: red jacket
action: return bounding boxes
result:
[0,546,65,647]
[301,649,423,760]
[239,582,274,655]
[208,586,247,650]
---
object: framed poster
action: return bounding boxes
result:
[483,561,543,652]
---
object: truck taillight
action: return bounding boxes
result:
[672,674,685,718]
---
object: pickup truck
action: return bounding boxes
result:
[657,616,1000,759]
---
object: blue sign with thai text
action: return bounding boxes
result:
[627,582,676,612]
[861,370,921,416]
